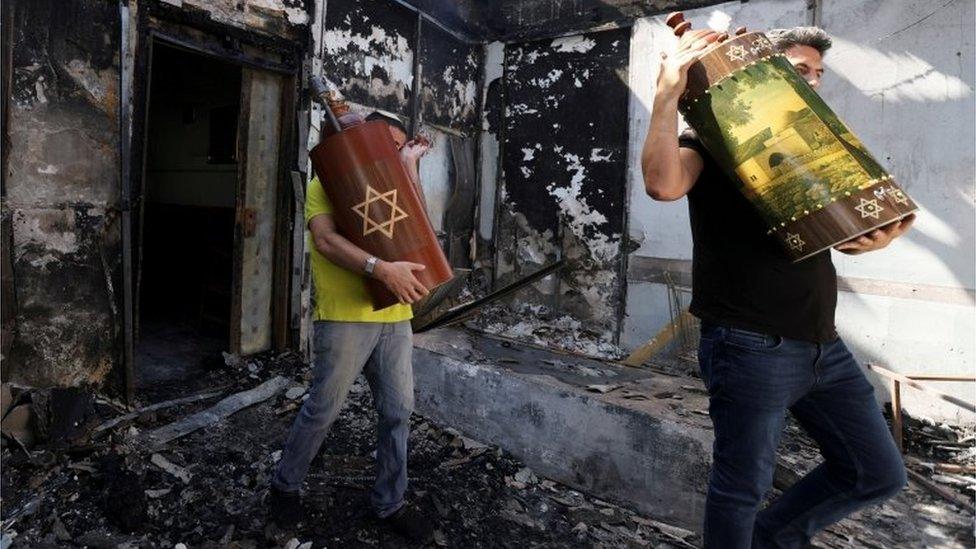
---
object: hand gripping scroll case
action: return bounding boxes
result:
[667,12,917,261]
[308,77,453,309]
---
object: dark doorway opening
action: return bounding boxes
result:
[136,43,241,400]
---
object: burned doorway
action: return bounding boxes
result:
[130,27,295,402]
[135,43,241,397]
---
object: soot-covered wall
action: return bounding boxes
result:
[4,0,122,387]
[322,0,417,117]
[496,28,631,338]
[419,23,481,133]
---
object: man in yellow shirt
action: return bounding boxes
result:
[270,112,433,542]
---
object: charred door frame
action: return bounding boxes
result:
[126,5,302,400]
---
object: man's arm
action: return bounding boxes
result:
[308,213,429,304]
[641,45,709,201]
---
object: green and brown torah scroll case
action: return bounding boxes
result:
[666,12,918,261]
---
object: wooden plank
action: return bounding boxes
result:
[622,310,694,367]
[289,171,306,335]
[904,466,975,511]
[140,376,289,450]
[93,389,225,434]
[234,69,283,355]
[906,374,976,382]
[866,363,976,413]
[272,75,296,352]
[891,380,903,452]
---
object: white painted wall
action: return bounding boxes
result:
[821,0,975,422]
[623,0,976,422]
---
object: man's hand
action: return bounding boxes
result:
[399,138,430,166]
[374,260,429,304]
[834,214,916,255]
[655,41,709,101]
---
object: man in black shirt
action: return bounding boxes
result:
[641,27,915,548]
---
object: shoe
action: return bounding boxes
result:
[268,486,303,527]
[379,505,434,543]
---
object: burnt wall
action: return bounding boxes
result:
[2,0,313,389]
[4,0,122,387]
[322,0,417,117]
[419,23,482,133]
[498,0,724,41]
[496,28,630,337]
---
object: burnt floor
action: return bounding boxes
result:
[2,334,973,548]
[0,352,699,549]
[135,318,227,402]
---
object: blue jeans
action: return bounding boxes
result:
[273,320,414,518]
[697,322,906,548]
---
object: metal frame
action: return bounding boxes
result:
[866,363,976,452]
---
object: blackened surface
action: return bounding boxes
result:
[499,0,725,41]
[402,0,505,40]
[11,0,119,108]
[6,0,121,388]
[502,28,630,240]
[322,0,416,116]
[495,28,630,337]
[443,136,478,266]
[401,0,724,41]
[419,22,481,132]
[7,207,119,388]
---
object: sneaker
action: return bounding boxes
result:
[379,505,434,543]
[268,486,303,527]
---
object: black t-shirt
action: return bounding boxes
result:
[679,130,838,343]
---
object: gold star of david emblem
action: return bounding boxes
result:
[854,198,884,219]
[891,189,909,206]
[726,44,749,62]
[352,185,409,239]
[785,232,805,252]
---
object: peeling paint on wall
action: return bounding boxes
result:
[420,22,481,131]
[176,0,311,38]
[322,0,416,115]
[492,28,631,342]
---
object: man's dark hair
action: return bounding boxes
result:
[766,27,833,56]
[365,111,408,134]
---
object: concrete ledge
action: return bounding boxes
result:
[412,328,713,530]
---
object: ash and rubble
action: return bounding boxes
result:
[465,302,625,361]
[1,345,974,549]
[0,351,699,548]
[774,418,975,548]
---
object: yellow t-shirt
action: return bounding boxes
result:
[305,177,413,322]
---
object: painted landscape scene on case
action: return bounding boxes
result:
[689,55,888,227]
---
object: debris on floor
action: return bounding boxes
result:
[776,415,975,548]
[0,352,699,548]
[467,302,625,361]
[1,346,973,548]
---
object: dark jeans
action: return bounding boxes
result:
[697,322,906,548]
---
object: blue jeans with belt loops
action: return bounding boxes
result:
[697,322,906,548]
[272,320,414,518]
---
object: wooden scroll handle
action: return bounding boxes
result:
[666,11,747,49]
